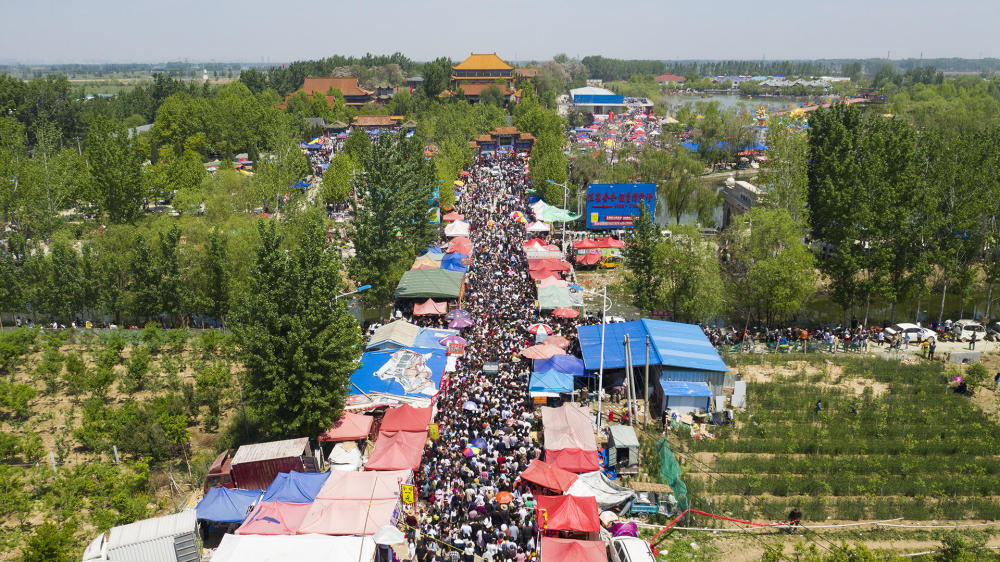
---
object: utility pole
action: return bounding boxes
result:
[644,335,650,425]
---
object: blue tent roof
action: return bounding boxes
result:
[420,245,443,255]
[440,252,469,273]
[659,380,713,397]
[529,369,574,394]
[196,487,262,523]
[349,347,447,399]
[576,319,728,373]
[413,327,457,350]
[260,471,330,503]
[533,355,586,377]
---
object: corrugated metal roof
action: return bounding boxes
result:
[659,380,713,397]
[576,319,729,372]
[107,508,196,547]
[231,438,309,465]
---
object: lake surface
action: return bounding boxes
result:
[662,93,825,114]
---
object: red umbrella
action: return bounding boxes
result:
[551,307,580,319]
[495,491,514,504]
[527,323,554,335]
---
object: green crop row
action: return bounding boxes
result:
[684,471,1000,498]
[692,495,1000,523]
[708,455,1000,477]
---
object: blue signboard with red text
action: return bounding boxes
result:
[586,183,656,229]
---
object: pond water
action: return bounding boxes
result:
[662,93,828,114]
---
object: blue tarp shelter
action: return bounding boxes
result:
[349,347,447,400]
[196,487,262,523]
[260,471,330,503]
[529,369,574,395]
[658,381,712,415]
[294,180,311,188]
[440,252,469,273]
[534,355,586,377]
[577,319,727,372]
[413,328,457,351]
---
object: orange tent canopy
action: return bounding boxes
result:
[540,537,608,562]
[519,459,579,493]
[318,411,374,442]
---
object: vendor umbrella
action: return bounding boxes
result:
[462,400,479,411]
[445,309,471,320]
[438,334,468,346]
[520,343,567,359]
[449,317,474,329]
[496,491,514,504]
[551,307,580,319]
[542,335,571,349]
[527,323,553,335]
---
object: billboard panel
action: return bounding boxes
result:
[586,183,656,229]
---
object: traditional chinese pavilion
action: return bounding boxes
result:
[279,77,375,108]
[468,126,534,156]
[448,53,515,102]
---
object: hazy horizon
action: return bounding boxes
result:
[2,0,996,65]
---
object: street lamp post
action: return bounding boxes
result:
[546,179,570,259]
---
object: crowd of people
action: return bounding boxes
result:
[407,153,585,561]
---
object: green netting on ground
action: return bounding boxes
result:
[656,437,689,511]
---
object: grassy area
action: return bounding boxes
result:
[672,356,1000,523]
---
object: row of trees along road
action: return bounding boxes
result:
[808,103,1000,325]
[623,204,816,326]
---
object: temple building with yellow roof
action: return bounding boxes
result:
[447,53,518,102]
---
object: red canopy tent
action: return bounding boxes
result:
[545,448,602,473]
[380,404,433,432]
[576,253,602,266]
[593,236,625,249]
[518,459,579,493]
[573,239,599,249]
[236,501,312,535]
[523,238,548,248]
[413,298,448,316]
[448,237,473,254]
[529,269,560,281]
[365,430,427,471]
[442,211,464,221]
[318,411,374,442]
[540,537,608,562]
[536,495,600,533]
[529,259,572,272]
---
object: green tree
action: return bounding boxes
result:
[349,132,436,314]
[723,208,816,326]
[323,152,356,202]
[644,147,715,225]
[660,224,723,322]
[422,57,452,98]
[478,85,506,108]
[758,120,809,227]
[343,126,372,162]
[86,115,144,224]
[21,521,77,562]
[232,215,363,438]
[621,203,663,314]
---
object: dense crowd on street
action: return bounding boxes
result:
[405,153,584,561]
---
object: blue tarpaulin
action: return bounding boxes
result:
[533,355,586,377]
[196,487,262,523]
[440,252,469,273]
[260,471,330,503]
[349,347,447,399]
[294,180,311,188]
[576,319,728,373]
[529,369,574,394]
[413,327,457,350]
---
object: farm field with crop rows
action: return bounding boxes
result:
[673,356,1000,523]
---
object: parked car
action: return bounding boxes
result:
[608,536,656,562]
[884,323,936,342]
[984,322,1000,341]
[951,320,987,342]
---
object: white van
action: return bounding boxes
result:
[609,536,656,562]
[951,320,986,342]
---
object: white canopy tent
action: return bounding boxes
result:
[212,534,376,562]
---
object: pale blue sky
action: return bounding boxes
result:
[2,0,996,64]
